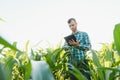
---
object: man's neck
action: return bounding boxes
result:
[72,30,78,34]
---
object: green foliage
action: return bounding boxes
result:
[0,37,31,80]
[114,23,120,55]
[39,47,69,80]
[0,36,21,52]
[68,63,87,80]
[89,42,120,80]
[0,63,5,80]
[0,56,16,80]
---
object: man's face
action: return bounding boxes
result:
[68,20,77,32]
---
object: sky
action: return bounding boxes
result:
[0,0,120,50]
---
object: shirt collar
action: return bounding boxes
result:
[72,30,79,35]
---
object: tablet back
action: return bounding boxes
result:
[64,34,76,46]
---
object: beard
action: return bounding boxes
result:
[72,28,76,32]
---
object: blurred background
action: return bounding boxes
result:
[0,0,120,50]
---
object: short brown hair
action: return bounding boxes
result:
[67,18,76,23]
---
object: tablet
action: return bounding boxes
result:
[64,34,76,46]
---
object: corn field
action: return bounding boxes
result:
[0,23,120,80]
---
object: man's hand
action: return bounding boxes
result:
[68,39,80,47]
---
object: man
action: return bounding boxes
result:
[63,18,91,80]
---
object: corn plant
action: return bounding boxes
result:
[89,42,120,80]
[88,23,120,80]
[36,47,69,80]
[31,42,87,80]
[0,37,31,80]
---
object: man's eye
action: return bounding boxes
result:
[70,25,74,27]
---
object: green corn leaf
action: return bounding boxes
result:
[24,60,32,80]
[68,63,87,80]
[91,50,101,67]
[0,63,5,80]
[2,56,17,80]
[24,40,29,54]
[91,50,106,80]
[31,60,55,80]
[0,36,21,52]
[98,67,120,80]
[113,23,120,55]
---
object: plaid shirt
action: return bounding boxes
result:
[64,31,91,63]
